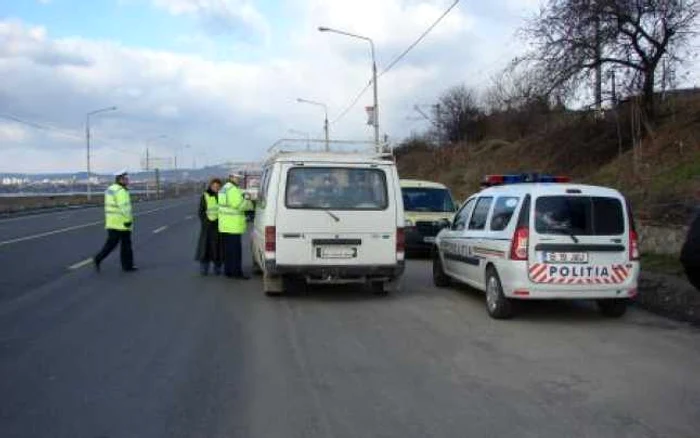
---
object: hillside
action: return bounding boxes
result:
[395,93,700,226]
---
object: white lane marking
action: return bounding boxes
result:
[57,214,72,221]
[185,215,193,220]
[68,258,93,270]
[0,220,103,248]
[0,201,189,248]
[153,225,168,234]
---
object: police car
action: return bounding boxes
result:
[433,174,640,319]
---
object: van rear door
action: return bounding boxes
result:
[275,163,399,267]
[528,191,634,287]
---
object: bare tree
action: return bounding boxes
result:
[436,85,485,144]
[485,63,555,113]
[521,0,699,118]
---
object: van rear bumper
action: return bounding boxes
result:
[265,260,405,280]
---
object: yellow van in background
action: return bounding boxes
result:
[401,179,457,254]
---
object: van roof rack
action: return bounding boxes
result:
[266,138,394,161]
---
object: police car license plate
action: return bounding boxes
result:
[317,246,357,259]
[544,252,588,264]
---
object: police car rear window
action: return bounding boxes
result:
[535,196,624,236]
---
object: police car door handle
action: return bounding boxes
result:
[611,238,622,243]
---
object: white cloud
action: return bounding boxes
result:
[0,1,548,173]
[0,123,31,142]
[152,0,271,42]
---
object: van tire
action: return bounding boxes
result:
[283,276,306,296]
[597,299,628,318]
[485,267,514,319]
[370,281,390,296]
[432,250,450,288]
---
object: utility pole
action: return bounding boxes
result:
[145,148,150,200]
[594,2,602,111]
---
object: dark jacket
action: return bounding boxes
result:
[195,190,223,263]
[680,211,700,291]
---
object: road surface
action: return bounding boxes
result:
[1,198,699,438]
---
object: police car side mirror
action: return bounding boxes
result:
[439,218,451,230]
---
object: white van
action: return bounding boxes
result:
[433,174,640,319]
[251,151,406,295]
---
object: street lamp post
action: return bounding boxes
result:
[296,98,329,151]
[319,26,379,151]
[144,135,167,200]
[86,106,117,201]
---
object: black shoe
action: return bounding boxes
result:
[123,267,139,272]
[93,258,101,273]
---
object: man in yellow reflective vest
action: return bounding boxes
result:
[93,170,137,272]
[219,172,253,279]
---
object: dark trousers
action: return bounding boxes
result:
[95,229,134,270]
[222,233,242,277]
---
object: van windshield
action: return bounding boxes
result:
[286,167,388,210]
[402,187,455,212]
[535,196,624,236]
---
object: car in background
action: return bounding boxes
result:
[433,174,640,319]
[401,179,457,254]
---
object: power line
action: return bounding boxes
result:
[0,113,139,156]
[329,0,461,125]
[379,0,460,78]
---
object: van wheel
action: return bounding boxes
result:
[283,276,306,296]
[371,281,389,296]
[432,250,450,288]
[485,267,514,319]
[597,299,628,318]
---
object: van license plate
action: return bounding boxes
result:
[544,252,588,264]
[317,247,357,259]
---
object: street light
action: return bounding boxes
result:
[296,98,329,151]
[319,26,379,150]
[144,134,167,200]
[86,106,118,201]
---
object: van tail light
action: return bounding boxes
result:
[629,229,639,261]
[510,226,529,261]
[396,227,405,254]
[265,226,276,252]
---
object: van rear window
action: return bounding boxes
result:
[286,167,388,210]
[535,196,624,236]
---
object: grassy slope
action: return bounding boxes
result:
[397,97,700,226]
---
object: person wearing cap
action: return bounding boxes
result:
[93,170,137,272]
[218,173,253,279]
[195,178,223,275]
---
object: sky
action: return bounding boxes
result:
[0,0,544,174]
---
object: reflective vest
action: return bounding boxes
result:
[204,193,219,222]
[104,183,133,231]
[218,182,252,234]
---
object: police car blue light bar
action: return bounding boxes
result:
[482,174,571,186]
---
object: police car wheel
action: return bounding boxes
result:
[597,299,628,318]
[432,251,450,288]
[485,268,514,320]
[370,281,389,296]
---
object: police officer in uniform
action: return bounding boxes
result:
[218,173,253,279]
[93,170,137,272]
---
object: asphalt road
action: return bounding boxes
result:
[1,201,699,438]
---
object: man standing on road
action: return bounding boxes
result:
[93,170,137,272]
[219,173,253,279]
